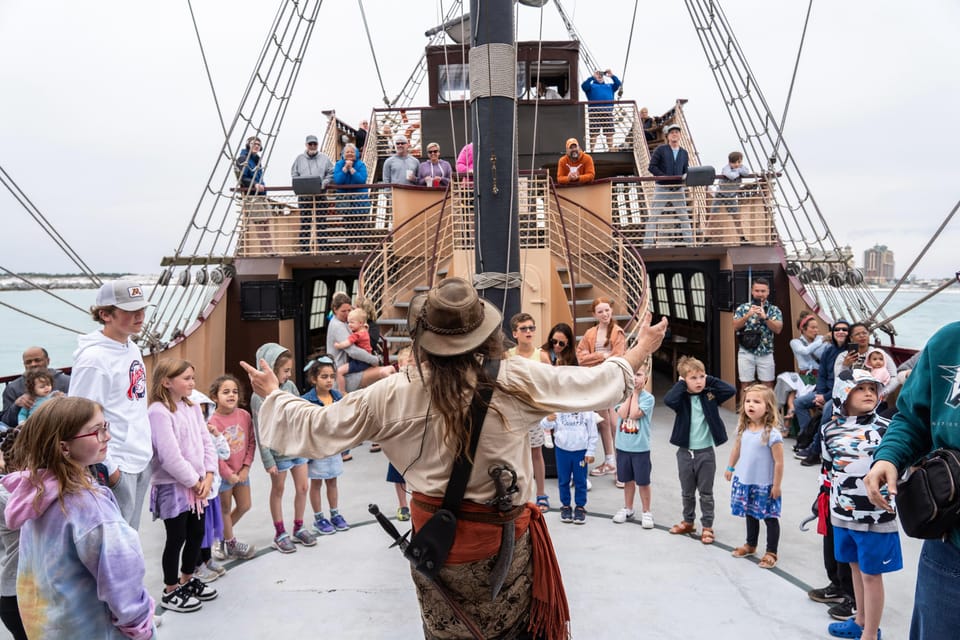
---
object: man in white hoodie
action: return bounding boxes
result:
[69,280,154,529]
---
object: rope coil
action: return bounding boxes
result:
[469,44,517,99]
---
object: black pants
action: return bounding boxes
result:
[0,595,27,640]
[162,510,206,586]
[745,515,781,553]
[824,519,855,598]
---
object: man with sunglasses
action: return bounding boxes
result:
[292,134,335,248]
[382,134,420,186]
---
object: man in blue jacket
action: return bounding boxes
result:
[581,69,621,152]
[645,123,692,247]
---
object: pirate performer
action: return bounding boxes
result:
[243,277,667,639]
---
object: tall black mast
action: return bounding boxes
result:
[469,0,521,333]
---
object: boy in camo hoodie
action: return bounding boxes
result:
[821,369,901,640]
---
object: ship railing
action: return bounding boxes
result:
[367,108,424,166]
[359,171,647,346]
[235,185,399,257]
[608,175,778,247]
[581,100,645,155]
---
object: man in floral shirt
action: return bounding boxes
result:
[732,277,783,391]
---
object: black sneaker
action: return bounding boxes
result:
[808,584,846,604]
[560,506,573,523]
[184,577,218,602]
[160,585,202,613]
[828,598,856,620]
[800,451,822,466]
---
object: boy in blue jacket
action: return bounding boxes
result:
[664,356,736,544]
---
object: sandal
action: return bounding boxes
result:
[758,551,778,569]
[589,463,616,477]
[341,452,353,462]
[669,521,696,535]
[731,544,757,558]
[369,443,382,453]
[700,527,715,545]
[536,495,550,513]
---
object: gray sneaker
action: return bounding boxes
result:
[225,539,256,560]
[272,532,297,554]
[292,527,318,546]
[205,559,226,577]
[211,539,226,561]
[193,563,220,584]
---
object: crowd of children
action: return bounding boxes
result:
[0,280,912,639]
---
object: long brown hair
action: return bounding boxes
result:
[149,359,196,413]
[11,397,100,512]
[419,331,544,460]
[736,384,779,445]
[590,297,618,349]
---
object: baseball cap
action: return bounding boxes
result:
[96,280,153,312]
[305,135,319,144]
[566,138,580,149]
[663,123,682,135]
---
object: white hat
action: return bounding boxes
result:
[95,280,153,312]
[663,123,682,135]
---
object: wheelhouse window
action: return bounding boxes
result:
[438,64,470,103]
[525,60,571,100]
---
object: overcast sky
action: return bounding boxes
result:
[1,0,957,279]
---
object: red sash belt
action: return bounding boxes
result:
[410,492,571,640]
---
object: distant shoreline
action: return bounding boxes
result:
[0,275,156,292]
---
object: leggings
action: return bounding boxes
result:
[745,515,781,553]
[0,595,27,640]
[162,510,206,586]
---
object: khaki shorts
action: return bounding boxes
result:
[737,350,775,383]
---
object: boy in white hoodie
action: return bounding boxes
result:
[541,410,599,525]
[68,280,154,529]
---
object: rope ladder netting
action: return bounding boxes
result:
[140,0,324,351]
[683,0,903,336]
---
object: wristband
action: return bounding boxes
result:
[726,466,735,472]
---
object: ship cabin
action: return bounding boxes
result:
[225,39,798,396]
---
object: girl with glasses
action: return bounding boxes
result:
[2,397,155,638]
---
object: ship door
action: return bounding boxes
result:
[292,269,361,390]
[646,262,721,378]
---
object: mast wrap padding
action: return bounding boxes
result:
[469,43,517,100]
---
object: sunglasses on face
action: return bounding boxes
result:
[550,339,567,347]
[428,149,440,154]
[517,326,536,332]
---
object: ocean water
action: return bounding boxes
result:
[0,287,955,377]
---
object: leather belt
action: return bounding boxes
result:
[412,497,526,524]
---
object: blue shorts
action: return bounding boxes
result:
[615,450,651,486]
[347,360,371,374]
[274,457,309,472]
[833,526,903,575]
[386,463,405,484]
[219,477,250,492]
[308,455,343,480]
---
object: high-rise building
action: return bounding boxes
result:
[863,244,895,284]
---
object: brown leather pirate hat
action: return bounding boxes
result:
[407,277,502,356]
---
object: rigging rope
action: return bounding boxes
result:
[617,0,640,98]
[0,266,89,314]
[0,300,84,335]
[357,0,391,107]
[0,164,101,286]
[769,0,813,170]
[866,198,958,324]
[186,0,229,139]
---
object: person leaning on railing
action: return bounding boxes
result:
[557,138,595,185]
[333,143,369,229]
[644,123,691,247]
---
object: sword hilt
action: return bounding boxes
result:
[369,503,409,549]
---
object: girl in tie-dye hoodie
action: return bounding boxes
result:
[1,397,155,639]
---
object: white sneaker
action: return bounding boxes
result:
[612,508,635,524]
[641,512,655,529]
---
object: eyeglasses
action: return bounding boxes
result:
[550,339,567,347]
[517,326,536,332]
[395,142,407,146]
[307,142,318,146]
[69,422,110,443]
